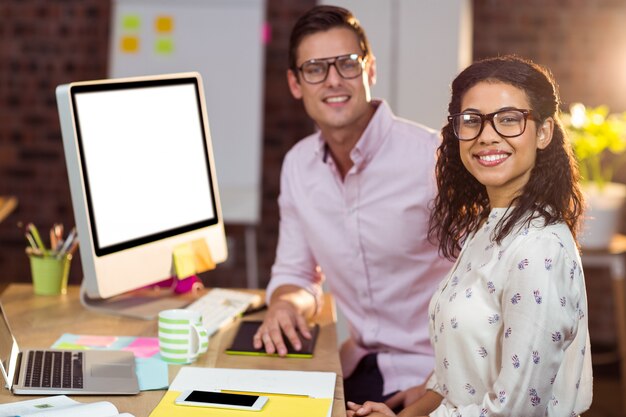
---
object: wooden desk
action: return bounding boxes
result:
[0,284,346,417]
[581,234,626,413]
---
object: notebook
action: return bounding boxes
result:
[0,301,139,395]
[226,320,320,358]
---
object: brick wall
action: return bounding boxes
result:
[0,0,314,290]
[0,0,622,344]
[0,1,112,285]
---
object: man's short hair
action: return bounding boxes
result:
[288,5,372,73]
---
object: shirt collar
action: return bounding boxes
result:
[315,99,394,170]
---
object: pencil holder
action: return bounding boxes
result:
[29,254,72,296]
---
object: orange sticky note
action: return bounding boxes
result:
[192,238,215,273]
[155,16,173,33]
[120,36,139,53]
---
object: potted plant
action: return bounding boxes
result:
[563,103,626,248]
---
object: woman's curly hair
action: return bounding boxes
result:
[428,55,584,261]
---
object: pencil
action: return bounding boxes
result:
[25,233,38,250]
[27,224,48,256]
[54,223,64,251]
[50,228,58,251]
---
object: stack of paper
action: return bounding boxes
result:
[149,367,336,417]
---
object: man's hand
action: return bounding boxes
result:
[384,383,427,410]
[252,299,312,356]
[347,401,396,417]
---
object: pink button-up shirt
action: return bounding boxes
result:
[267,100,453,394]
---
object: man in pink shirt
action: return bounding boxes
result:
[252,5,452,408]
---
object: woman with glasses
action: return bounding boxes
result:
[348,55,592,417]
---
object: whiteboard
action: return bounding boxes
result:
[109,0,266,225]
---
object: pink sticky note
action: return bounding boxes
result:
[262,22,271,44]
[75,335,118,347]
[123,337,160,358]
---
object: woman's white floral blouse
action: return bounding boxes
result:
[426,209,592,417]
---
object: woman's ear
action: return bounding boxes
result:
[537,117,554,150]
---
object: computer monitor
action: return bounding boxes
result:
[56,72,228,318]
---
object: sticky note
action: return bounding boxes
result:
[120,36,139,53]
[192,238,215,273]
[122,14,141,31]
[136,357,169,391]
[123,337,160,358]
[54,342,90,350]
[173,243,196,279]
[262,22,271,44]
[155,16,173,33]
[75,335,118,347]
[155,38,174,55]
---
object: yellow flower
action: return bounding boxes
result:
[564,103,626,187]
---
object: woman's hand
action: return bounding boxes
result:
[347,401,397,417]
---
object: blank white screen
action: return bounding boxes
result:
[74,84,215,249]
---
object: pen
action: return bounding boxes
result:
[57,227,76,258]
[67,239,80,256]
[27,223,48,256]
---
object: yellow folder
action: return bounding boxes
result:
[149,390,332,417]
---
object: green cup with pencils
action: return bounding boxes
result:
[29,253,72,295]
[25,223,78,296]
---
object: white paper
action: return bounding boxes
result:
[0,396,78,417]
[169,367,336,399]
[0,396,134,417]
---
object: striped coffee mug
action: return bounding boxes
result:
[158,309,209,364]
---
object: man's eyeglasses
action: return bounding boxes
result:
[297,54,366,84]
[448,109,538,141]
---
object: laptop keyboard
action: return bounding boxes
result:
[24,351,83,389]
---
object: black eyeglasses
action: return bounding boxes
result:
[297,54,366,84]
[448,108,538,141]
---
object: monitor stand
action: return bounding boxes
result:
[79,277,200,320]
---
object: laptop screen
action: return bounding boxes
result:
[0,302,20,389]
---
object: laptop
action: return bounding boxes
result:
[0,301,139,395]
